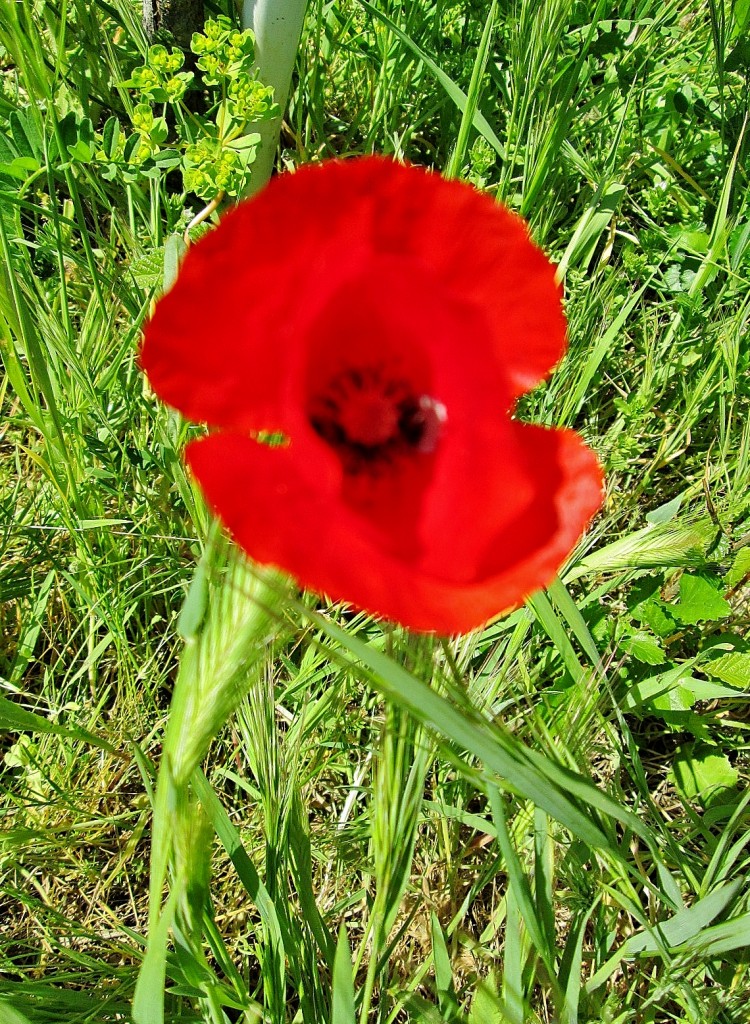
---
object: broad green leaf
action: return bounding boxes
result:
[101,115,121,158]
[629,589,676,638]
[177,555,208,639]
[725,546,750,589]
[725,37,750,73]
[735,0,750,33]
[703,652,750,688]
[624,631,665,666]
[679,677,747,701]
[676,912,750,956]
[468,976,504,1024]
[227,131,261,151]
[670,744,738,806]
[671,574,732,625]
[68,123,95,162]
[10,108,44,160]
[645,495,683,525]
[0,1001,34,1024]
[163,233,187,291]
[0,155,40,178]
[331,927,356,1024]
[129,248,164,289]
[621,664,695,712]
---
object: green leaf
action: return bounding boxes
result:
[622,665,695,712]
[0,696,63,737]
[123,133,142,163]
[163,233,187,291]
[557,181,626,277]
[489,788,556,978]
[670,744,738,806]
[585,880,743,992]
[226,132,261,152]
[10,108,44,160]
[227,133,260,170]
[678,676,747,701]
[645,494,683,525]
[130,248,164,289]
[725,37,750,71]
[431,911,458,1018]
[0,1001,34,1024]
[153,148,183,170]
[101,116,121,159]
[624,631,665,665]
[676,912,750,956]
[193,769,288,968]
[0,694,116,753]
[734,0,750,33]
[529,589,587,683]
[445,1,497,178]
[10,569,55,684]
[639,601,676,637]
[331,926,356,1024]
[67,116,95,162]
[501,884,526,1024]
[468,977,504,1024]
[654,685,693,713]
[177,555,208,640]
[558,901,597,1024]
[671,574,732,624]
[628,578,676,637]
[132,891,177,1024]
[702,652,750,689]
[0,155,40,178]
[725,546,750,589]
[625,670,744,716]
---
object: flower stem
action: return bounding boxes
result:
[242,0,308,193]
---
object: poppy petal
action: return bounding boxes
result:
[140,158,564,432]
[144,157,604,633]
[185,425,603,635]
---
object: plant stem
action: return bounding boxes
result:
[242,0,308,192]
[142,0,205,49]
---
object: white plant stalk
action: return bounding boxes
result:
[242,0,308,192]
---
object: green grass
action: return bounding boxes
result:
[1,0,750,1022]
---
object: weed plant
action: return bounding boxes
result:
[0,1,749,1022]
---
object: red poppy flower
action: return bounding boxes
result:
[141,157,603,634]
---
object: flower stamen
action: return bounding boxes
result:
[309,365,445,474]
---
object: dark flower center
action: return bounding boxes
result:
[309,365,445,474]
